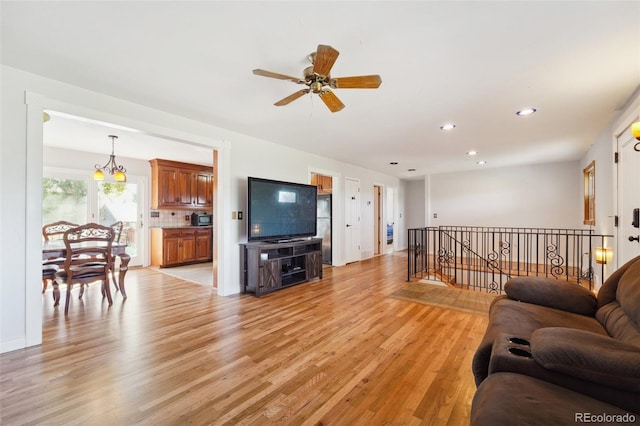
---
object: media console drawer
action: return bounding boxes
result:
[240,238,323,297]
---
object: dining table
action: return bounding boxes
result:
[42,240,131,299]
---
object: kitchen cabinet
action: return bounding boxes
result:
[150,159,214,210]
[311,173,332,194]
[151,227,213,267]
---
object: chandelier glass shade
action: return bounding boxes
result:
[94,135,127,182]
[632,121,640,152]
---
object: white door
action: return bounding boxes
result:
[345,178,361,263]
[617,127,640,265]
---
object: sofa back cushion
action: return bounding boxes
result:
[617,257,640,326]
[597,255,640,308]
[596,257,640,347]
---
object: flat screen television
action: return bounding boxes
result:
[247,177,317,242]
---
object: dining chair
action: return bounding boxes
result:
[109,221,124,292]
[42,220,79,296]
[54,223,115,314]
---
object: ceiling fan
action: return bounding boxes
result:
[253,44,382,113]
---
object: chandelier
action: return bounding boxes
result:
[93,135,127,182]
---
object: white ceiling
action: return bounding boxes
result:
[2,1,639,179]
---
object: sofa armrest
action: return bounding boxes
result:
[504,277,597,316]
[530,327,640,392]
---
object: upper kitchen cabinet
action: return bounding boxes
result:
[311,173,332,194]
[150,159,214,210]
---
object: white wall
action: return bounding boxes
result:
[427,161,581,228]
[43,146,151,178]
[227,133,405,267]
[405,179,426,228]
[578,124,615,235]
[0,65,404,353]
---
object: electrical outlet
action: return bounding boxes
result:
[238,211,243,220]
[184,215,190,221]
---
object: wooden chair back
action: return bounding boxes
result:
[57,223,115,314]
[61,223,115,272]
[110,221,124,244]
[42,220,79,241]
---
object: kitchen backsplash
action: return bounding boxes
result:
[149,210,213,227]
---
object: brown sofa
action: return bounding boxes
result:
[471,255,640,417]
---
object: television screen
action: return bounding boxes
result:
[248,177,317,242]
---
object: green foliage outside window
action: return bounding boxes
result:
[42,178,88,225]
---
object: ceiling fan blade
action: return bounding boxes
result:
[319,89,345,113]
[313,45,340,76]
[253,69,303,83]
[331,75,382,89]
[274,89,309,106]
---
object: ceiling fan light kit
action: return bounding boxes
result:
[253,44,382,113]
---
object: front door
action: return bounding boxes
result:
[617,126,640,265]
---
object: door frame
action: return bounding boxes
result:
[344,177,361,264]
[373,184,383,256]
[308,168,340,266]
[22,91,231,349]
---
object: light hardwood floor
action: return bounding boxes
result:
[1,252,487,425]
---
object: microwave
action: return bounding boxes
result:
[191,213,212,226]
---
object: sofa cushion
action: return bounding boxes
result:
[617,258,640,327]
[597,255,640,308]
[504,277,597,316]
[596,302,640,347]
[471,297,605,385]
[470,373,635,426]
[530,327,640,392]
[487,331,640,411]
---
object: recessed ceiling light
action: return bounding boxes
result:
[467,150,478,156]
[390,162,398,165]
[516,108,537,116]
[440,123,456,130]
[477,160,487,165]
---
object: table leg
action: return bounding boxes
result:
[118,254,131,298]
[53,280,60,307]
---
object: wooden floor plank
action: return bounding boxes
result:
[0,251,487,425]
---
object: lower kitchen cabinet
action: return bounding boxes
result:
[151,227,213,267]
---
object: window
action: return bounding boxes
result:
[42,176,89,226]
[583,161,595,226]
[43,169,142,264]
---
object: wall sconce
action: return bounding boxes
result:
[595,247,613,264]
[632,121,640,152]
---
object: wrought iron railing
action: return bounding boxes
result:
[408,226,613,293]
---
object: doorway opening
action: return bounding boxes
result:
[373,185,383,256]
[42,110,219,287]
[311,172,333,264]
